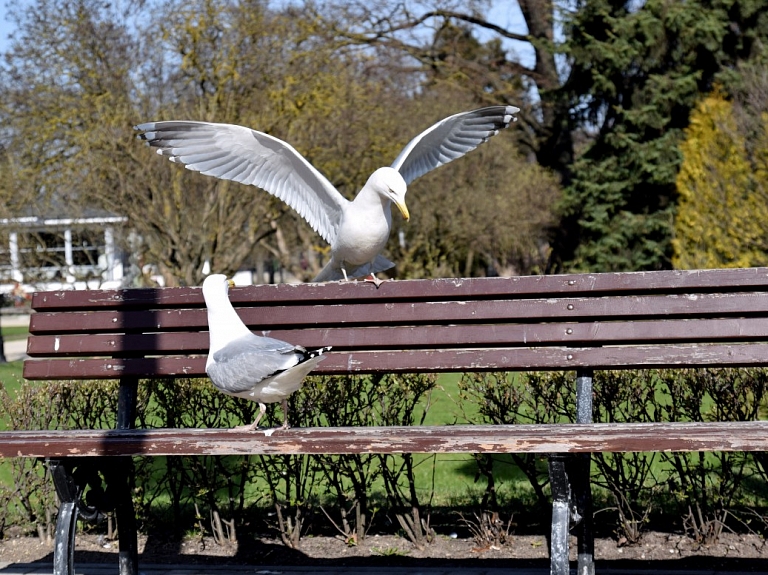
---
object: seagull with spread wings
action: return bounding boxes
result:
[136,106,519,285]
[203,274,330,430]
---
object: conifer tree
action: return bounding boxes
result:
[673,93,768,268]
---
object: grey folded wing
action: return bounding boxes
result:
[207,335,302,394]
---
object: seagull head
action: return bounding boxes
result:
[202,274,253,360]
[368,167,409,221]
[202,274,236,302]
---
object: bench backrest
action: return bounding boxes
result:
[23,267,768,381]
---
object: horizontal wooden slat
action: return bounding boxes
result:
[29,267,768,311]
[1,422,767,458]
[25,317,768,358]
[28,292,768,335]
[23,343,768,380]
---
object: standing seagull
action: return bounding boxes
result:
[203,274,331,430]
[136,105,519,284]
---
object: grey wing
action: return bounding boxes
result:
[135,121,347,245]
[208,335,301,394]
[390,106,520,185]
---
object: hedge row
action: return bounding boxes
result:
[0,368,766,547]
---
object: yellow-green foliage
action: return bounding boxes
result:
[673,92,768,269]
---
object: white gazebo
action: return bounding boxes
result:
[0,210,127,292]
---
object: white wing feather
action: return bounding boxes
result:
[135,121,348,245]
[390,106,520,185]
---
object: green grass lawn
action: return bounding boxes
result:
[0,360,24,393]
[1,325,29,341]
[0,360,26,434]
[410,373,479,504]
[0,360,26,487]
[390,373,536,506]
[0,321,29,398]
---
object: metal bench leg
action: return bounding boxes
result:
[549,454,570,575]
[115,377,139,575]
[48,460,79,575]
[103,458,138,575]
[54,500,78,575]
[548,369,596,575]
[572,453,594,575]
[112,377,139,575]
[574,369,595,575]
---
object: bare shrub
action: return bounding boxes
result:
[0,381,69,538]
[301,374,383,544]
[254,452,318,549]
[684,504,729,545]
[458,371,574,514]
[458,510,515,548]
[591,370,661,544]
[136,378,260,540]
[374,373,437,549]
[656,368,768,543]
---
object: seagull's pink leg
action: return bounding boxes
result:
[229,403,266,432]
[280,399,291,429]
[363,274,385,288]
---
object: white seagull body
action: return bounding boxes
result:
[136,105,519,283]
[202,274,330,429]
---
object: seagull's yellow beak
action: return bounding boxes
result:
[227,279,236,288]
[395,200,410,222]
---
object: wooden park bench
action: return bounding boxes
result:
[5,266,768,575]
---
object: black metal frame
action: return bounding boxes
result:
[49,377,139,575]
[548,368,595,575]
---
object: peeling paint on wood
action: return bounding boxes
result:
[22,343,768,380]
[28,267,768,311]
[1,422,767,458]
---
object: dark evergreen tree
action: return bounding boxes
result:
[555,0,768,271]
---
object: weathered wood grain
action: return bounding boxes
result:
[25,317,768,358]
[23,343,768,380]
[28,267,768,311]
[28,292,768,335]
[1,422,766,458]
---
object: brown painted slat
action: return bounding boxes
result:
[27,332,211,356]
[22,343,768,380]
[28,292,768,335]
[28,267,768,311]
[28,309,208,335]
[1,421,767,458]
[25,317,768,358]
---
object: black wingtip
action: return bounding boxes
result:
[308,346,332,358]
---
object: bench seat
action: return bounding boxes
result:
[2,421,768,458]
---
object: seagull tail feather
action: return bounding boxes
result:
[312,261,344,283]
[312,255,395,283]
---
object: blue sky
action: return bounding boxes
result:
[0,1,20,52]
